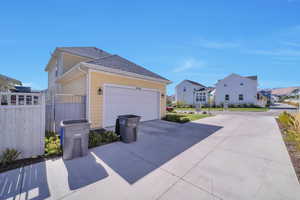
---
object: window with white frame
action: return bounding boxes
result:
[196,92,206,102]
[225,94,230,101]
[239,94,244,101]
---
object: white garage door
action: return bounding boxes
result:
[103,84,160,127]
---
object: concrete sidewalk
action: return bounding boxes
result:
[1,115,299,200]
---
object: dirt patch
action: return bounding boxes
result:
[276,119,300,183]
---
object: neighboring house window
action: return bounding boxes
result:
[239,94,244,101]
[225,94,230,101]
[196,93,201,102]
[196,93,206,102]
[55,67,58,77]
[224,84,227,87]
[240,83,244,86]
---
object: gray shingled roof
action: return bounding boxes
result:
[86,55,169,81]
[58,47,111,59]
[245,76,258,80]
[186,80,206,87]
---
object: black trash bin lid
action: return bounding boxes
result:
[62,119,88,125]
[118,115,141,119]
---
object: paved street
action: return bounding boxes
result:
[1,110,300,200]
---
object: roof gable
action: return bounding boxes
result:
[46,46,169,82]
[218,73,257,84]
[177,80,206,88]
[57,47,111,59]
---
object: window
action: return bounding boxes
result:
[55,67,58,77]
[11,95,16,105]
[1,95,8,105]
[34,96,39,105]
[26,95,32,105]
[196,92,206,102]
[224,84,227,87]
[239,94,244,101]
[225,94,230,101]
[18,95,24,105]
[240,83,244,86]
[183,87,186,92]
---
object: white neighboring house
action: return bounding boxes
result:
[175,80,208,105]
[215,74,258,105]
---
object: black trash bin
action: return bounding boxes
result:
[117,115,141,143]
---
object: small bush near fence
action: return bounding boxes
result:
[45,131,62,156]
[0,149,21,167]
[89,130,120,148]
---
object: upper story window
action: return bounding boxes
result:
[183,87,186,92]
[55,67,58,77]
[240,83,244,86]
[225,94,230,101]
[224,84,227,87]
[239,94,244,101]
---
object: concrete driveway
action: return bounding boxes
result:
[1,114,299,200]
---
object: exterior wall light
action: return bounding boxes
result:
[98,87,103,95]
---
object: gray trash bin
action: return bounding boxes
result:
[118,115,141,143]
[60,120,90,160]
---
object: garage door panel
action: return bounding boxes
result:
[104,85,159,127]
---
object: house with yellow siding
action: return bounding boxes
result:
[45,47,171,129]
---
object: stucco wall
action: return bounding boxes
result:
[90,71,167,129]
[215,74,258,105]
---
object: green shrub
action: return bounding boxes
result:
[165,114,191,123]
[278,112,299,131]
[180,117,190,123]
[0,148,21,166]
[89,130,119,148]
[45,133,62,156]
[279,112,300,151]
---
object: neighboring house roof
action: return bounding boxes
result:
[86,55,169,81]
[271,87,300,96]
[185,80,206,87]
[245,76,258,80]
[58,47,111,59]
[217,73,258,84]
[0,74,22,92]
[0,74,22,85]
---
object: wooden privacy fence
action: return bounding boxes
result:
[0,92,45,158]
[46,94,86,133]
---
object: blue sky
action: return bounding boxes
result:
[0,0,300,94]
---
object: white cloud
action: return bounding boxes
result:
[173,58,205,73]
[196,38,240,49]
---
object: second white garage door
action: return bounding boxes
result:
[103,84,160,127]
